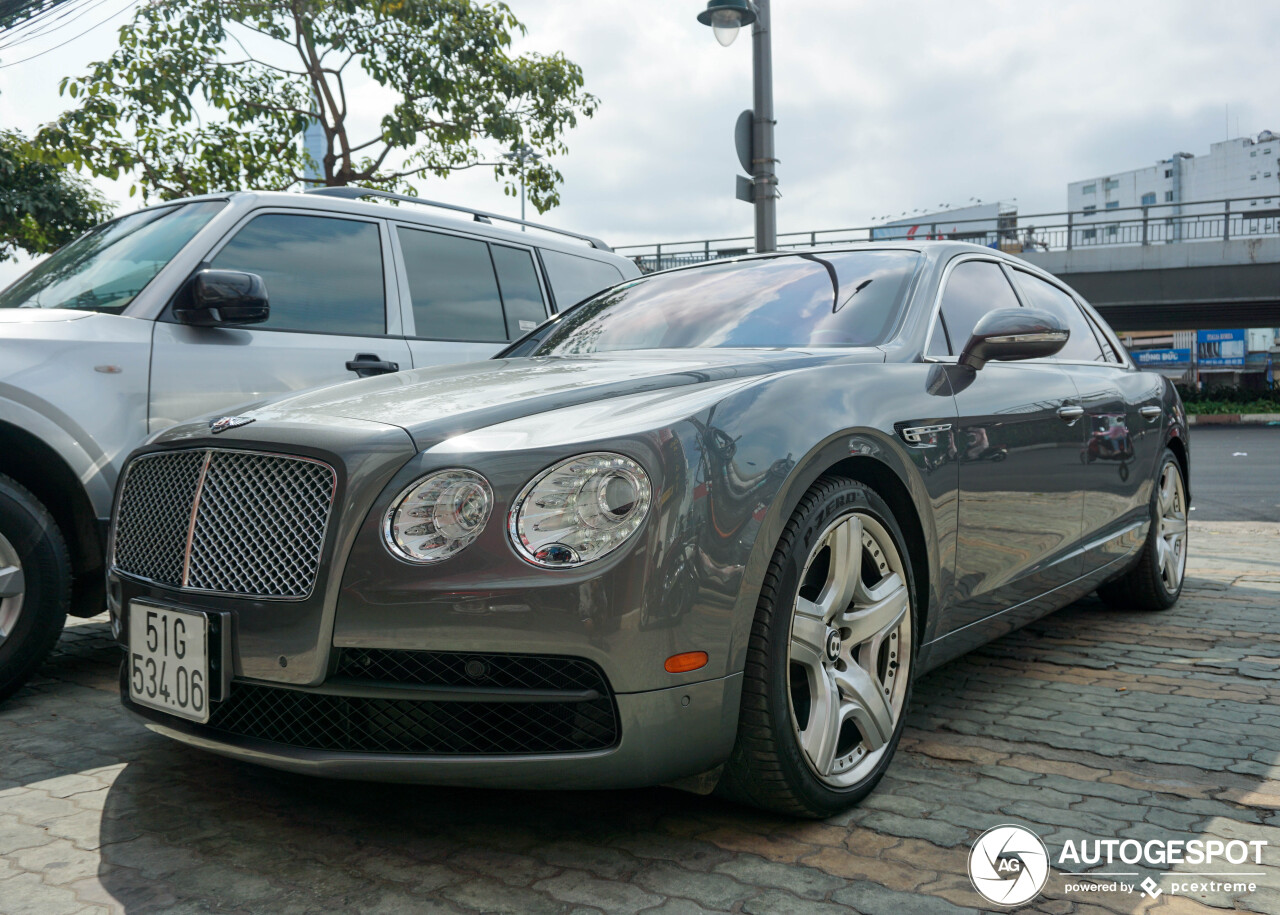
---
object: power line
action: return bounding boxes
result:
[0,0,137,67]
[0,0,89,46]
[0,0,103,51]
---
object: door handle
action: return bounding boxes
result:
[1057,404,1085,423]
[345,353,399,378]
[1139,405,1163,421]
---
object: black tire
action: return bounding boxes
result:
[0,473,71,704]
[717,476,916,818]
[1097,449,1186,612]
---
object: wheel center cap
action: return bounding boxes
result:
[825,629,842,662]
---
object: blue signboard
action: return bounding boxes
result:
[1132,348,1191,367]
[1197,329,1246,367]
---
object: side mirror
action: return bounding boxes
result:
[958,307,1068,370]
[174,269,269,327]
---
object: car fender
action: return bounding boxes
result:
[697,362,956,681]
[0,392,117,519]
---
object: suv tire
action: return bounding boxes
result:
[0,473,71,703]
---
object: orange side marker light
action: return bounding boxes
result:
[665,651,708,674]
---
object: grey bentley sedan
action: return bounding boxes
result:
[108,242,1189,816]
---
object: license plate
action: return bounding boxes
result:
[128,603,211,723]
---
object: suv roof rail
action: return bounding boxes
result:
[303,185,612,251]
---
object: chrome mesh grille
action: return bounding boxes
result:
[112,451,208,586]
[112,449,335,599]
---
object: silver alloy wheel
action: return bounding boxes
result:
[0,531,25,647]
[1156,462,1188,593]
[788,511,912,788]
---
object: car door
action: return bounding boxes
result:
[391,225,553,369]
[148,210,411,432]
[1009,268,1164,574]
[925,257,1086,637]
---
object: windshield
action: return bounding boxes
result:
[0,201,225,312]
[529,250,921,355]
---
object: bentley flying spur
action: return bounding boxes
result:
[108,242,1189,816]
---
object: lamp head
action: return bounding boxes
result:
[696,0,756,47]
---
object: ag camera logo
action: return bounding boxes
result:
[968,824,1050,906]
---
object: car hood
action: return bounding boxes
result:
[0,308,96,324]
[244,348,885,450]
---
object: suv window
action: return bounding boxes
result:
[0,201,225,313]
[210,214,385,335]
[541,249,624,308]
[397,228,507,342]
[491,245,549,338]
[933,260,1021,355]
[1013,270,1106,362]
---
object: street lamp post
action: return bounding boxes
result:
[697,0,777,253]
[504,144,542,229]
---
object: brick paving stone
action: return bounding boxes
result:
[630,861,755,909]
[532,870,663,914]
[712,854,847,899]
[832,881,980,914]
[2,524,1279,914]
[739,889,855,915]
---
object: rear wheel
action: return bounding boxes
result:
[718,476,915,817]
[0,474,71,703]
[1097,450,1186,612]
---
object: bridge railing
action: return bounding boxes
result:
[615,197,1280,272]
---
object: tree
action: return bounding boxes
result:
[0,128,109,262]
[39,0,597,212]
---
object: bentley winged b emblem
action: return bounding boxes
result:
[209,416,255,434]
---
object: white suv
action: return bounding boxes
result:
[0,187,638,700]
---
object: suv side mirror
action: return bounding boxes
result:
[174,269,270,327]
[958,307,1068,370]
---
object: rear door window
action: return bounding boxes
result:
[491,245,549,338]
[397,228,507,342]
[210,213,385,335]
[1013,270,1106,362]
[540,249,624,308]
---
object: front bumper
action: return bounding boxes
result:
[122,669,743,790]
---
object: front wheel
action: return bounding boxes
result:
[1097,450,1187,612]
[718,476,915,817]
[0,474,71,704]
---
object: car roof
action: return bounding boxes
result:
[634,239,1030,281]
[139,190,630,265]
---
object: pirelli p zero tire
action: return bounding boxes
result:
[718,476,916,818]
[1097,449,1187,613]
[0,474,71,704]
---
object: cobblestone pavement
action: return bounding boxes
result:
[3,521,1279,915]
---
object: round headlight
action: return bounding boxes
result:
[509,453,652,568]
[385,469,493,563]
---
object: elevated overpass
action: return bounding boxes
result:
[1018,238,1280,331]
[616,197,1280,332]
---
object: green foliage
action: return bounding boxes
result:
[0,128,110,262]
[1184,399,1280,415]
[1176,382,1280,414]
[39,0,597,211]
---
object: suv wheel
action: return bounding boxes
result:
[718,476,915,817]
[0,474,71,703]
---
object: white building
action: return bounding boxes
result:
[1067,132,1280,244]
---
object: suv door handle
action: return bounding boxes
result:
[1057,404,1085,423]
[346,353,399,378]
[1139,405,1163,421]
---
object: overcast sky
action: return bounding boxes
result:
[2,0,1278,285]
